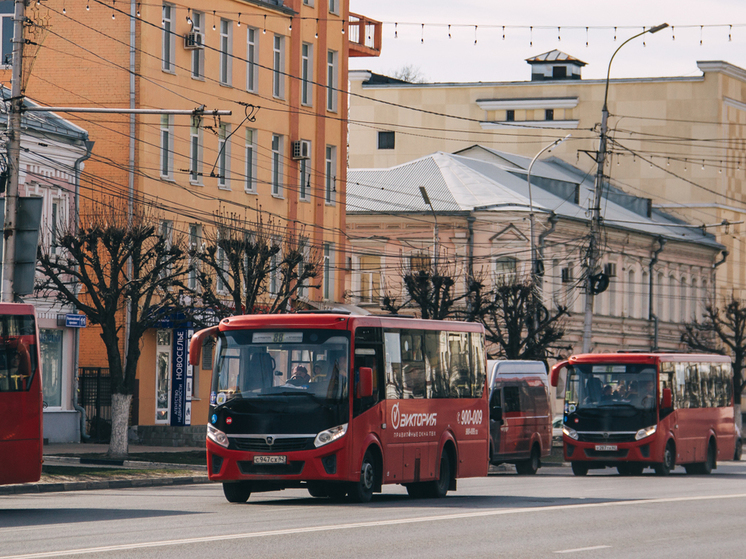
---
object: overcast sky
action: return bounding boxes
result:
[349,0,746,83]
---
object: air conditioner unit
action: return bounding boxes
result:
[184,32,204,50]
[292,140,311,160]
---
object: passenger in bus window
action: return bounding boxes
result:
[640,380,656,408]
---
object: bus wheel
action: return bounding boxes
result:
[701,440,716,474]
[571,462,588,476]
[349,449,376,503]
[222,482,251,503]
[735,438,742,461]
[655,441,676,476]
[516,445,540,475]
[427,451,451,498]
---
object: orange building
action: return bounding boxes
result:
[13,0,380,442]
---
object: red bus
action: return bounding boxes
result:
[189,312,489,503]
[550,353,737,476]
[0,303,43,486]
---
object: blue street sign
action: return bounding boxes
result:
[65,314,87,328]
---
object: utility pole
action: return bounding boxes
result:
[581,23,669,353]
[1,0,26,302]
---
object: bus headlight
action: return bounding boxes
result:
[562,425,578,440]
[314,423,348,448]
[635,425,657,441]
[207,423,230,448]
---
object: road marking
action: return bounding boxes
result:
[555,545,612,554]
[3,492,746,559]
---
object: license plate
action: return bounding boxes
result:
[253,455,287,465]
[594,444,618,452]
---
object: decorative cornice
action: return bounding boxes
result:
[479,120,579,130]
[476,97,578,110]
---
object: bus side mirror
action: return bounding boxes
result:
[661,388,672,410]
[357,367,374,398]
[550,361,568,387]
[189,326,219,366]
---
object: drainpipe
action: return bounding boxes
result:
[72,140,94,441]
[649,237,666,351]
[467,214,475,278]
[537,212,558,266]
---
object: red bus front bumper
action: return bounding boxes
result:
[206,436,352,485]
[563,434,662,465]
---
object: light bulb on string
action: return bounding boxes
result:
[186,8,192,26]
[557,27,561,41]
[237,13,241,28]
[448,24,451,39]
[667,158,670,167]
[394,22,398,39]
[671,26,675,41]
[213,11,217,31]
[719,161,723,173]
[315,19,318,39]
[702,160,705,170]
[421,23,424,44]
[62,0,66,14]
[642,27,646,47]
[136,3,140,17]
[86,2,89,11]
[585,27,589,47]
[729,25,732,42]
[263,15,266,34]
[502,26,505,40]
[474,25,478,45]
[341,21,345,34]
[529,26,532,47]
[700,25,703,46]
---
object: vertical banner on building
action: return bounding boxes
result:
[170,328,188,426]
[185,329,193,425]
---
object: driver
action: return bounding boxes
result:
[287,365,311,386]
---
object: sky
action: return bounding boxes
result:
[348,0,746,83]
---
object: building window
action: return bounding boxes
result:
[40,329,63,408]
[272,134,284,197]
[247,27,258,93]
[327,50,338,111]
[220,19,232,85]
[627,269,636,318]
[191,11,204,79]
[323,243,334,300]
[301,42,313,106]
[494,256,517,282]
[299,145,311,202]
[0,6,13,66]
[245,128,257,193]
[160,114,173,179]
[329,0,339,15]
[162,4,175,72]
[218,123,230,189]
[545,109,554,121]
[325,145,336,204]
[188,224,201,290]
[303,0,314,5]
[552,66,567,79]
[505,109,515,122]
[273,35,285,99]
[410,252,431,272]
[378,131,395,150]
[189,116,202,184]
[359,256,381,304]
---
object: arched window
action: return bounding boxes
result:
[642,271,649,319]
[656,272,664,319]
[668,275,677,322]
[680,277,688,323]
[494,256,517,283]
[691,278,699,320]
[627,269,636,318]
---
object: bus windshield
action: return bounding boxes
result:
[566,363,658,411]
[212,329,350,406]
[0,314,38,392]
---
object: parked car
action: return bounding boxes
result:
[488,360,552,475]
[552,415,563,447]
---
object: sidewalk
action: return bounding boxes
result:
[0,443,211,496]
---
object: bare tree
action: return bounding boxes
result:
[36,201,189,458]
[191,209,321,321]
[481,276,569,360]
[392,64,427,83]
[681,295,746,428]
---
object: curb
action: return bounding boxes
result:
[0,476,211,495]
[43,455,208,472]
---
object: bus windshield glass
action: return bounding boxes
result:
[212,329,350,406]
[566,363,658,411]
[0,314,37,392]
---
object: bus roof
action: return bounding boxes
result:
[567,352,731,365]
[217,313,484,333]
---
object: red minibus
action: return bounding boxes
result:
[190,312,489,503]
[550,353,737,476]
[0,303,43,486]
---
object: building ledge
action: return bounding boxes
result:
[479,120,579,130]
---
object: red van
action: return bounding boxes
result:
[488,360,552,475]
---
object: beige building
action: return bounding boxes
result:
[346,148,724,356]
[349,52,746,301]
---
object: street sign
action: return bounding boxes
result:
[65,314,87,328]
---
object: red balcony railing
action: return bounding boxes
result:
[348,13,382,57]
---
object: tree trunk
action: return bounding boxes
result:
[107,393,132,458]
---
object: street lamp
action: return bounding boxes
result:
[527,134,571,282]
[419,186,439,273]
[581,23,669,353]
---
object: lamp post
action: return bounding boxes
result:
[581,23,669,353]
[527,134,571,283]
[419,186,438,273]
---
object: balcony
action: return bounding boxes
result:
[348,13,382,57]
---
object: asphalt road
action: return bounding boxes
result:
[2,461,746,559]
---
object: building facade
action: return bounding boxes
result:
[349,53,746,303]
[346,148,724,355]
[5,0,380,440]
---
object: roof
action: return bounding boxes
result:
[347,148,723,250]
[525,50,587,66]
[0,87,89,143]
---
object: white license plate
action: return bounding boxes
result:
[594,444,618,452]
[253,455,287,465]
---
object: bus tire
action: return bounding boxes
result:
[349,449,376,503]
[427,451,451,498]
[654,441,676,476]
[701,439,716,474]
[735,438,742,461]
[571,462,589,476]
[222,482,251,503]
[516,445,540,475]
